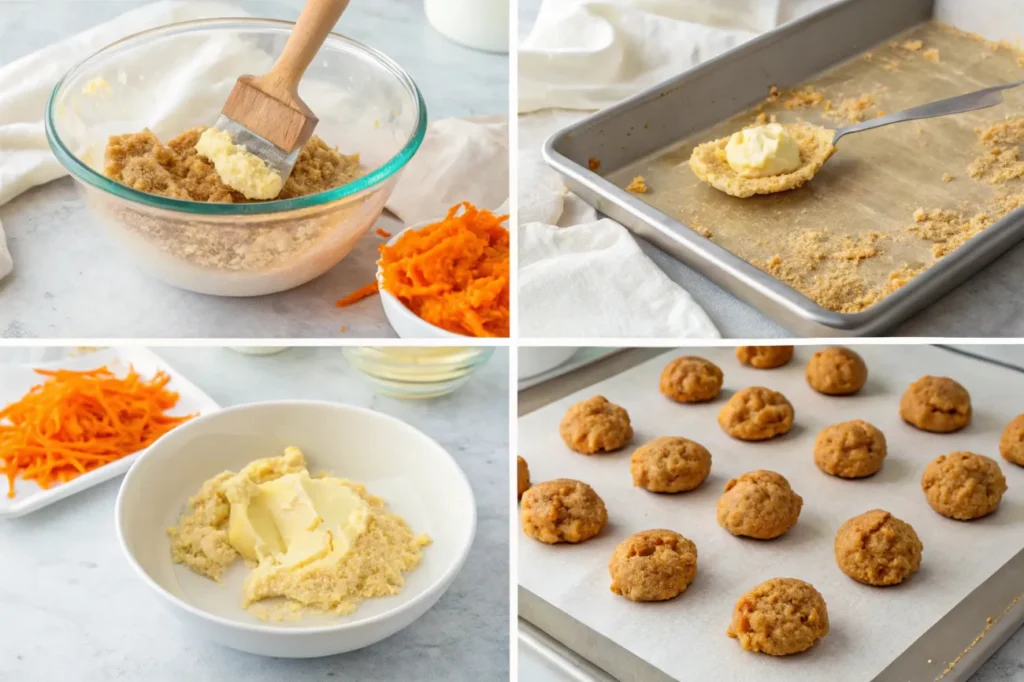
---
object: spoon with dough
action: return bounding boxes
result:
[689,79,1024,199]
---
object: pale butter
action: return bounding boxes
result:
[195,127,283,200]
[725,123,802,178]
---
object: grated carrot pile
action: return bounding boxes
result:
[377,202,509,337]
[0,366,195,498]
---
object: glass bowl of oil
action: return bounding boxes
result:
[342,346,495,399]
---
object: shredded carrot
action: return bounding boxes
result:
[339,325,346,333]
[377,202,509,337]
[0,365,195,498]
[375,228,392,238]
[336,281,379,308]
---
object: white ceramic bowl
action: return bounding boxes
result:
[115,400,476,658]
[517,348,579,380]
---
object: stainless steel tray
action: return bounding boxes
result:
[541,0,1024,337]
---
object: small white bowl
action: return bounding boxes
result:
[517,348,579,381]
[115,400,476,658]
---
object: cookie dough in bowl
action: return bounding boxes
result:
[718,386,794,441]
[921,452,1007,520]
[717,470,802,540]
[813,419,887,479]
[608,529,698,602]
[559,395,633,454]
[521,479,607,544]
[806,347,868,395]
[727,578,829,655]
[658,356,723,403]
[630,436,712,493]
[900,376,972,433]
[834,510,922,586]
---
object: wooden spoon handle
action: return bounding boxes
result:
[262,0,351,98]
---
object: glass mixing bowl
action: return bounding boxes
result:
[46,19,426,296]
[342,347,495,399]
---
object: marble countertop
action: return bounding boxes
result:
[0,0,508,339]
[0,346,510,681]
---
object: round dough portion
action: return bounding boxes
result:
[999,414,1024,467]
[631,437,712,493]
[834,510,922,586]
[608,529,698,602]
[718,387,794,441]
[517,456,531,500]
[921,452,1007,520]
[806,347,868,395]
[717,470,802,539]
[689,123,836,198]
[559,395,633,454]
[813,420,887,479]
[900,376,972,433]
[521,479,608,543]
[736,346,794,369]
[659,356,723,403]
[727,578,829,655]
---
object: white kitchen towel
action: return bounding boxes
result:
[520,219,720,338]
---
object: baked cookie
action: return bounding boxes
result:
[736,346,794,369]
[718,387,794,441]
[999,414,1024,467]
[726,578,829,656]
[834,510,922,586]
[659,356,723,403]
[717,470,802,539]
[608,529,698,602]
[521,479,607,543]
[900,376,972,433]
[631,437,712,493]
[813,420,887,478]
[517,456,531,500]
[805,347,868,395]
[921,452,1007,520]
[559,395,633,454]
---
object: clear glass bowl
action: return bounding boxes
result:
[343,347,495,399]
[46,19,426,297]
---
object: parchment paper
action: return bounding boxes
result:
[517,345,1024,682]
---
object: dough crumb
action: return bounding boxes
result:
[626,175,648,193]
[942,173,955,182]
[588,157,601,171]
[923,48,941,62]
[902,39,924,51]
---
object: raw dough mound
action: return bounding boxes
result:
[834,509,922,586]
[689,123,836,198]
[813,420,887,478]
[608,529,698,602]
[659,356,723,403]
[999,414,1024,467]
[559,395,633,454]
[718,387,794,441]
[727,578,829,655]
[921,452,1007,520]
[630,436,712,493]
[736,346,794,369]
[900,376,972,433]
[717,470,802,539]
[517,456,531,500]
[806,347,868,395]
[520,479,608,543]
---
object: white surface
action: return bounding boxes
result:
[518,345,1024,682]
[0,347,219,518]
[425,0,510,53]
[116,400,475,657]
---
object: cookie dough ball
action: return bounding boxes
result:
[736,346,794,369]
[805,347,868,395]
[999,415,1024,467]
[900,376,972,433]
[631,437,712,493]
[813,420,887,479]
[717,470,803,539]
[659,356,723,403]
[921,452,1007,520]
[727,578,829,656]
[559,395,633,454]
[521,479,607,543]
[717,387,794,441]
[517,456,531,500]
[834,510,922,586]
[608,529,698,602]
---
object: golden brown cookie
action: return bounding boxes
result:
[659,356,723,403]
[736,346,794,369]
[805,347,868,395]
[921,452,1007,520]
[559,395,633,454]
[727,578,829,655]
[521,479,608,543]
[630,437,712,493]
[813,420,887,479]
[999,415,1024,467]
[717,387,794,441]
[517,456,531,500]
[717,470,802,539]
[608,529,698,602]
[834,510,922,586]
[899,376,972,433]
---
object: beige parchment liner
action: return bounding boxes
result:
[610,22,1024,313]
[518,346,1024,682]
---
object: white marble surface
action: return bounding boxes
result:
[0,0,508,338]
[0,346,510,681]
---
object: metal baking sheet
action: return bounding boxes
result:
[542,0,1024,337]
[517,346,1024,682]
